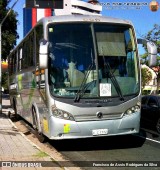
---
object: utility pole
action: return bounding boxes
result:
[0,0,19,113]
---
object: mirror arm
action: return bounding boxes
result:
[39,39,49,69]
[137,38,147,45]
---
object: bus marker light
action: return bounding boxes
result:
[43,118,49,132]
[64,124,70,133]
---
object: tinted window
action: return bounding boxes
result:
[35,24,43,66]
[148,97,157,106]
[48,23,139,98]
[142,96,148,105]
[157,97,160,106]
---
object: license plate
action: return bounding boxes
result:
[92,129,108,136]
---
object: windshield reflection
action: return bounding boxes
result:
[48,23,140,98]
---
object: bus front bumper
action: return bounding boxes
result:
[49,112,140,140]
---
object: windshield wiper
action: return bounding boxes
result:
[74,49,94,102]
[106,62,124,101]
[102,48,124,101]
[74,64,93,102]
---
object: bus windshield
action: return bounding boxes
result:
[48,23,139,98]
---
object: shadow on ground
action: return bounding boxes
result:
[49,132,146,152]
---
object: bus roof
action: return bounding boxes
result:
[9,15,134,54]
[37,14,133,27]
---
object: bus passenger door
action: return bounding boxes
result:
[34,68,50,137]
[35,69,46,101]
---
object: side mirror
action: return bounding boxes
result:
[137,39,157,67]
[147,41,157,67]
[39,40,49,69]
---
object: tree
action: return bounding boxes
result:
[2,72,8,90]
[0,0,19,60]
[141,24,160,93]
[146,24,160,53]
[141,67,152,89]
[1,0,19,91]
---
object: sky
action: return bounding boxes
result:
[9,0,160,54]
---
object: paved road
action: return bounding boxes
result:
[49,132,160,170]
[46,119,160,170]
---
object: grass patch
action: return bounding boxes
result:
[33,151,49,158]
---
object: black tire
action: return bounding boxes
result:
[32,107,46,143]
[37,132,46,143]
[156,118,160,134]
[32,107,38,130]
[13,99,20,120]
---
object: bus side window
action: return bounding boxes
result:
[29,32,35,66]
[19,48,22,71]
[35,24,43,67]
[9,54,14,75]
[12,53,16,74]
[23,41,29,68]
[15,51,18,73]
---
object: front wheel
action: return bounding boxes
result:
[37,132,46,143]
[156,118,160,134]
[32,107,46,143]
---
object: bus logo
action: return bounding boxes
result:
[96,112,103,119]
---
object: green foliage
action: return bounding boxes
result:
[141,24,160,63]
[1,0,19,92]
[140,24,160,94]
[146,24,160,54]
[33,151,49,158]
[141,67,152,89]
[0,0,19,60]
[2,72,8,89]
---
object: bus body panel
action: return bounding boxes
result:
[45,95,140,139]
[48,112,140,140]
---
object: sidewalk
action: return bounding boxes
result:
[0,95,63,170]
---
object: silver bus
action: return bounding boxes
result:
[8,15,157,141]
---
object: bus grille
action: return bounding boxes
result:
[74,113,123,122]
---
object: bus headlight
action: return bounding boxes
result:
[124,103,141,116]
[52,107,75,121]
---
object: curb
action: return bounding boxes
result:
[7,114,65,169]
[2,105,81,170]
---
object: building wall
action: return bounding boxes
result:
[23,7,52,37]
[141,64,157,93]
[23,0,102,36]
[23,7,32,37]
